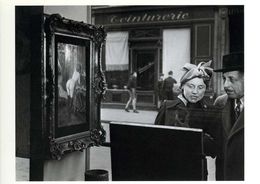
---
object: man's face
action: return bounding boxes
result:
[223,71,244,99]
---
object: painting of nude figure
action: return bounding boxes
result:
[57,42,87,128]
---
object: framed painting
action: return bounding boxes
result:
[44,14,106,160]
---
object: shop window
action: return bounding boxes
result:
[162,29,191,83]
[105,32,129,89]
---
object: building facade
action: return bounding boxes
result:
[92,6,243,109]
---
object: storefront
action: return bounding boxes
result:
[92,6,243,109]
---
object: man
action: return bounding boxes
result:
[214,52,244,180]
[163,71,177,100]
[125,72,139,113]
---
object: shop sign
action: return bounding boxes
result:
[109,11,189,24]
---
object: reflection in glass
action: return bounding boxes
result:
[57,43,87,127]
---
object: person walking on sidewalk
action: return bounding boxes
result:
[125,72,139,113]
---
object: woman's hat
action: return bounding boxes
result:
[214,52,244,72]
[180,60,213,86]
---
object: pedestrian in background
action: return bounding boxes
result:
[125,72,139,113]
[163,70,177,100]
[157,73,165,108]
[214,52,244,180]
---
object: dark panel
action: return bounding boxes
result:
[102,89,129,104]
[16,75,30,157]
[129,29,160,38]
[110,123,204,181]
[15,6,33,158]
[112,94,122,102]
[137,94,154,103]
[196,25,210,56]
[16,6,45,160]
[228,6,244,53]
[105,70,129,89]
[15,5,44,181]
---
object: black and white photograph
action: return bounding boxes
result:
[1,2,259,183]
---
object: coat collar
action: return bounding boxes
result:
[177,94,188,106]
[176,94,208,109]
[228,109,244,141]
[165,98,184,109]
[221,97,244,140]
[222,99,233,136]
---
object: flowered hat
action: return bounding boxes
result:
[180,60,213,86]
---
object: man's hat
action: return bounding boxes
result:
[214,52,244,72]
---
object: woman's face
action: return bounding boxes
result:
[182,77,206,103]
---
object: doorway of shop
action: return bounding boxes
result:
[131,48,158,109]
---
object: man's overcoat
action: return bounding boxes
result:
[214,94,244,180]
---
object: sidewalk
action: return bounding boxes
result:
[16,157,29,181]
[100,108,158,144]
[101,108,158,124]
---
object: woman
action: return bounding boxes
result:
[155,61,221,180]
[66,63,81,98]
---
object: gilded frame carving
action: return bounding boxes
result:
[44,14,106,160]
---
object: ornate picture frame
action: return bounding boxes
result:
[44,14,106,160]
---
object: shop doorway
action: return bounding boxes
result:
[132,48,158,107]
[133,49,157,90]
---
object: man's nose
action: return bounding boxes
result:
[223,80,231,88]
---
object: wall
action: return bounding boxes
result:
[16,7,33,158]
[43,150,86,181]
[44,6,89,23]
